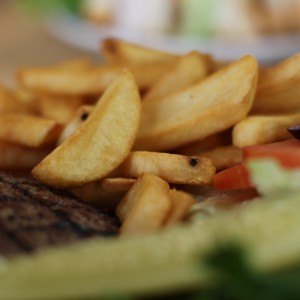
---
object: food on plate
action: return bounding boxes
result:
[1,38,300,299]
[32,70,141,189]
[233,113,300,147]
[134,55,258,151]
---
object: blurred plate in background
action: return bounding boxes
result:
[44,13,300,65]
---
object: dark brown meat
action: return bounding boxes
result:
[0,172,119,257]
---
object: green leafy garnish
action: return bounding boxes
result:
[191,243,300,300]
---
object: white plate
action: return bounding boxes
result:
[44,13,300,64]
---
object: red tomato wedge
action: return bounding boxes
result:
[243,139,300,169]
[214,139,300,190]
[214,164,252,190]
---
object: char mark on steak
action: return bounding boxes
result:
[0,172,119,257]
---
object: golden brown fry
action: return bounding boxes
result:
[71,178,136,211]
[0,113,63,147]
[232,114,300,147]
[198,145,243,171]
[101,38,179,64]
[57,105,94,145]
[113,151,216,185]
[252,54,300,113]
[32,70,141,189]
[38,96,84,124]
[134,55,258,151]
[164,189,196,226]
[143,51,211,101]
[18,62,173,96]
[116,173,171,235]
[0,142,51,170]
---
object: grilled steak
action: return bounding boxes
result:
[0,172,120,257]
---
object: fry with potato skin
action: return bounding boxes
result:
[32,70,141,189]
[134,55,258,152]
[113,151,216,185]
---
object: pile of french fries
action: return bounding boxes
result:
[2,38,300,235]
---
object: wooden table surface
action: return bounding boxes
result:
[0,2,98,87]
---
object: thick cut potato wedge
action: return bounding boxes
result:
[252,54,300,113]
[18,62,173,96]
[113,151,216,185]
[71,178,136,211]
[164,189,197,226]
[143,51,211,101]
[101,38,179,64]
[0,142,51,170]
[0,114,62,147]
[116,173,171,235]
[134,55,258,151]
[233,113,300,147]
[56,57,94,71]
[32,70,141,189]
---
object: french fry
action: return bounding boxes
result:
[232,114,300,148]
[143,51,211,101]
[0,142,51,170]
[38,96,84,124]
[252,54,300,113]
[18,62,174,96]
[32,70,141,189]
[164,189,197,226]
[134,55,258,151]
[198,145,243,171]
[71,178,136,211]
[0,113,63,147]
[113,151,216,185]
[116,173,171,235]
[57,105,94,145]
[101,38,179,64]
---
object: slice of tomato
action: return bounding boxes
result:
[243,139,300,169]
[214,164,252,190]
